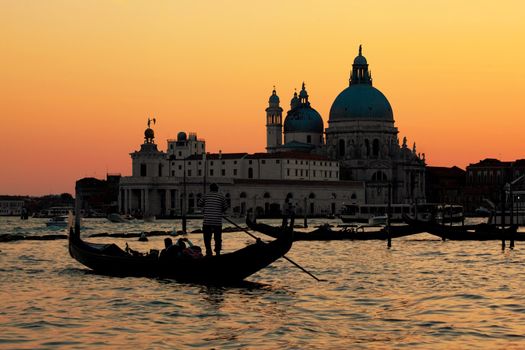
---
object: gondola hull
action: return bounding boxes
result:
[246,218,423,241]
[69,227,293,284]
[403,215,522,241]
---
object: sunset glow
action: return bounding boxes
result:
[1,0,524,195]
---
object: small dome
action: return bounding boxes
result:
[353,55,367,65]
[269,89,280,104]
[329,84,393,121]
[177,131,187,141]
[144,128,154,139]
[284,106,324,133]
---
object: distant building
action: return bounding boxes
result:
[425,166,465,205]
[464,158,525,212]
[0,196,26,216]
[76,174,121,216]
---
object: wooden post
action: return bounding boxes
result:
[182,158,187,234]
[387,183,392,249]
[303,197,308,228]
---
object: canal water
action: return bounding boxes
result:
[1,217,525,349]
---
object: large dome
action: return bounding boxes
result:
[284,106,324,133]
[329,84,393,122]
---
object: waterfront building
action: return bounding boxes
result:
[119,126,362,217]
[425,166,465,207]
[119,46,426,217]
[463,158,525,212]
[265,46,426,205]
[0,196,26,216]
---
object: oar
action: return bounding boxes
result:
[223,216,324,282]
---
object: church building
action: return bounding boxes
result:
[118,46,425,218]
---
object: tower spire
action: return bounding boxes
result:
[359,44,362,56]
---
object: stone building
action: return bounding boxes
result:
[265,46,426,205]
[119,46,426,217]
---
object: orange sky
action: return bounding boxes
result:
[1,1,524,195]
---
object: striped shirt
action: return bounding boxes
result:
[198,192,228,226]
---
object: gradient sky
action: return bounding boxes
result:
[1,0,524,195]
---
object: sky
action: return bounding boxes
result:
[1,0,524,195]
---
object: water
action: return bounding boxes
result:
[2,217,525,349]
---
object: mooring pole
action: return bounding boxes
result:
[303,197,308,228]
[387,183,392,249]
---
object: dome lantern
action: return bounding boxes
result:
[350,45,372,86]
[329,46,394,122]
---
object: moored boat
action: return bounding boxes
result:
[68,224,293,284]
[46,216,69,227]
[247,218,423,241]
[403,214,521,241]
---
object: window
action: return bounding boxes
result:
[210,169,214,176]
[178,165,182,170]
[234,161,237,164]
[140,164,147,177]
[222,161,225,165]
[221,169,226,176]
[313,170,316,177]
[287,169,290,176]
[188,170,192,176]
[233,169,238,176]
[158,164,163,177]
[307,135,311,143]
[295,169,298,176]
[198,170,202,176]
[210,161,214,166]
[339,139,345,157]
[170,144,173,150]
[188,161,191,165]
[373,139,379,157]
[171,170,175,176]
[249,160,252,165]
[248,168,253,178]
[300,169,303,176]
[306,170,308,177]
[261,160,266,164]
[178,151,182,156]
[276,160,280,164]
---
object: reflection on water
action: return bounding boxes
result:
[1,217,525,348]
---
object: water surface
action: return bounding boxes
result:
[1,217,525,349]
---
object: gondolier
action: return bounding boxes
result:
[198,183,229,256]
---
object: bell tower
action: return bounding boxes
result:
[266,87,283,153]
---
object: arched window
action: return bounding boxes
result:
[339,139,345,157]
[372,139,379,157]
[365,139,370,157]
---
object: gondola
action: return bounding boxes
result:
[68,225,293,284]
[246,217,423,241]
[402,214,522,241]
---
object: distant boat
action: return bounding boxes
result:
[46,216,68,227]
[107,213,136,223]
